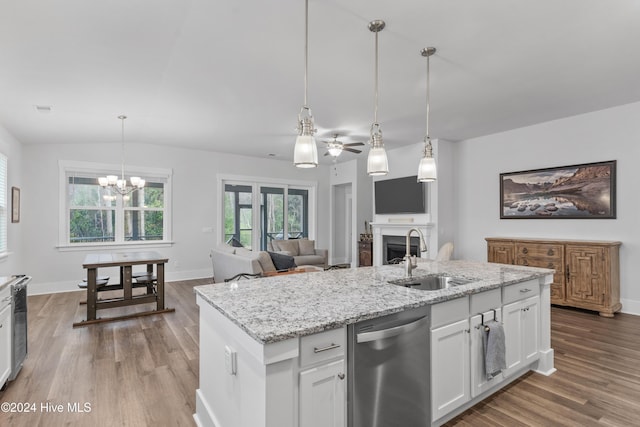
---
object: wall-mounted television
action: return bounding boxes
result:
[374,175,426,214]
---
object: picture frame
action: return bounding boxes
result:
[500,160,616,219]
[11,186,20,223]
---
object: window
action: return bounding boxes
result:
[0,153,7,256]
[221,176,315,251]
[60,161,172,247]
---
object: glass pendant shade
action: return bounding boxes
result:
[418,155,437,182]
[294,134,318,167]
[367,146,389,176]
[367,122,388,175]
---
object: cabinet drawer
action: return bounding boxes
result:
[300,327,346,368]
[515,243,563,260]
[515,256,563,271]
[431,296,469,329]
[503,279,539,305]
[470,288,501,314]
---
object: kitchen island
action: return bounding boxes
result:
[193,260,555,427]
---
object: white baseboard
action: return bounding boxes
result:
[27,268,212,296]
[620,298,640,316]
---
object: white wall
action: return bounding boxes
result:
[0,125,24,277]
[22,142,330,294]
[329,158,373,267]
[454,101,640,313]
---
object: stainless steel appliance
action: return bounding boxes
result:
[348,305,431,427]
[9,275,30,381]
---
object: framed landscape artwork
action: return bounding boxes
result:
[500,160,616,219]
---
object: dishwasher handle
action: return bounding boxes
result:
[356,315,429,343]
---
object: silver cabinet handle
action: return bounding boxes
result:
[313,343,340,353]
[357,315,429,343]
[520,288,532,293]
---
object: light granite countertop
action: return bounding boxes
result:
[194,260,553,344]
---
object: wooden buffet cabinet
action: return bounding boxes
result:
[486,237,621,317]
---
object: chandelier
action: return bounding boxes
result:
[98,115,145,200]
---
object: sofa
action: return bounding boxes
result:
[210,241,327,283]
[268,239,328,268]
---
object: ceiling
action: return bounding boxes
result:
[1,0,639,164]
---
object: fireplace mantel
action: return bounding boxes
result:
[370,222,435,266]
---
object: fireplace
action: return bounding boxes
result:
[383,235,420,265]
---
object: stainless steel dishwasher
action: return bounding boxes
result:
[348,305,431,427]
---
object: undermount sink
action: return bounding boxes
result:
[388,275,474,291]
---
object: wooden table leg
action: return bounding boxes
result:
[123,265,133,300]
[87,268,97,321]
[156,262,165,310]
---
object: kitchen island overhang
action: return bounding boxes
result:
[193,260,555,427]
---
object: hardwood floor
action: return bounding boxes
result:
[446,307,640,427]
[1,280,639,426]
[0,278,209,427]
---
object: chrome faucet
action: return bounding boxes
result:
[404,228,428,278]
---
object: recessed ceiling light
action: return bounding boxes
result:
[35,105,52,113]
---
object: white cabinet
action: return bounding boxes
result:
[299,327,346,427]
[431,318,470,421]
[470,309,504,398]
[0,302,11,387]
[503,295,539,378]
[299,359,346,427]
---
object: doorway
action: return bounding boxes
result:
[332,183,353,265]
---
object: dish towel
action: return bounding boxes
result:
[482,320,506,380]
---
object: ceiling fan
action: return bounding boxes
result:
[322,134,365,158]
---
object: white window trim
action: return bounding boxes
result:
[217,173,318,249]
[58,160,173,250]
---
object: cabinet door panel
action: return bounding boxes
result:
[522,298,540,364]
[566,246,605,306]
[488,244,514,265]
[431,319,470,421]
[502,301,523,378]
[299,359,346,427]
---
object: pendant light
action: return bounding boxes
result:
[293,0,318,168]
[366,20,389,176]
[417,47,437,182]
[98,115,145,199]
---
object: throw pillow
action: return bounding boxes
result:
[268,251,297,271]
[275,239,299,256]
[298,239,315,256]
[257,251,277,272]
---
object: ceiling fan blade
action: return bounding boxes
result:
[343,148,362,154]
[344,142,365,147]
